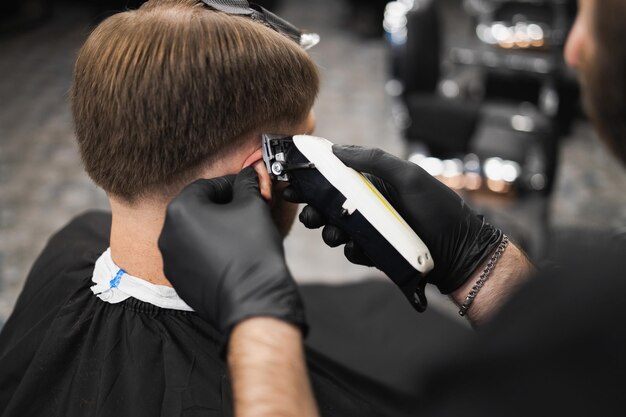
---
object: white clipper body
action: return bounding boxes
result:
[292,135,434,274]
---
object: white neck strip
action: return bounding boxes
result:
[90,248,194,312]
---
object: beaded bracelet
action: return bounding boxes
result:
[458,235,509,317]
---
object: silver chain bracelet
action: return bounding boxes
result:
[459,235,509,317]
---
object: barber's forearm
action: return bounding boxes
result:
[228,318,320,417]
[450,242,534,326]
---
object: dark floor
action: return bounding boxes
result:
[1,0,626,320]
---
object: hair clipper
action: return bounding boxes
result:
[262,134,434,312]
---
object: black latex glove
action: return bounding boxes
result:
[285,145,503,295]
[159,167,306,337]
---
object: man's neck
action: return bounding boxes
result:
[109,197,172,287]
[105,138,272,287]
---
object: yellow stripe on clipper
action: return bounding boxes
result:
[357,173,404,224]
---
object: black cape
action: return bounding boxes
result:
[2,212,626,417]
[0,211,425,417]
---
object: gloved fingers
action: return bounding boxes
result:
[322,225,351,247]
[299,205,327,229]
[333,144,408,185]
[232,166,263,202]
[206,175,237,204]
[176,175,236,205]
[159,177,236,265]
[344,241,375,267]
[282,185,307,203]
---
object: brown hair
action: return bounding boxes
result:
[586,0,626,166]
[71,0,319,201]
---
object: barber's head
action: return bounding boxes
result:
[71,0,319,205]
[565,0,626,165]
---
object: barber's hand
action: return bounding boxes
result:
[285,145,503,295]
[159,167,306,337]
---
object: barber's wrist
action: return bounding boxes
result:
[450,242,534,326]
[228,317,318,417]
[431,218,504,295]
[225,309,308,340]
[229,317,303,358]
[227,317,302,362]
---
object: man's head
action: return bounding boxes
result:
[71,0,319,203]
[565,0,626,166]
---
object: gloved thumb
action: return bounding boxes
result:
[232,166,262,202]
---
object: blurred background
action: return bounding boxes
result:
[2,0,626,328]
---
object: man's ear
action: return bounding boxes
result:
[242,148,272,202]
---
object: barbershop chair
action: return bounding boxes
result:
[384,0,578,260]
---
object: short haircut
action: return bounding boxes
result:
[71,0,319,201]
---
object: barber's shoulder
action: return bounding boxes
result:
[492,232,625,327]
[544,231,625,286]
